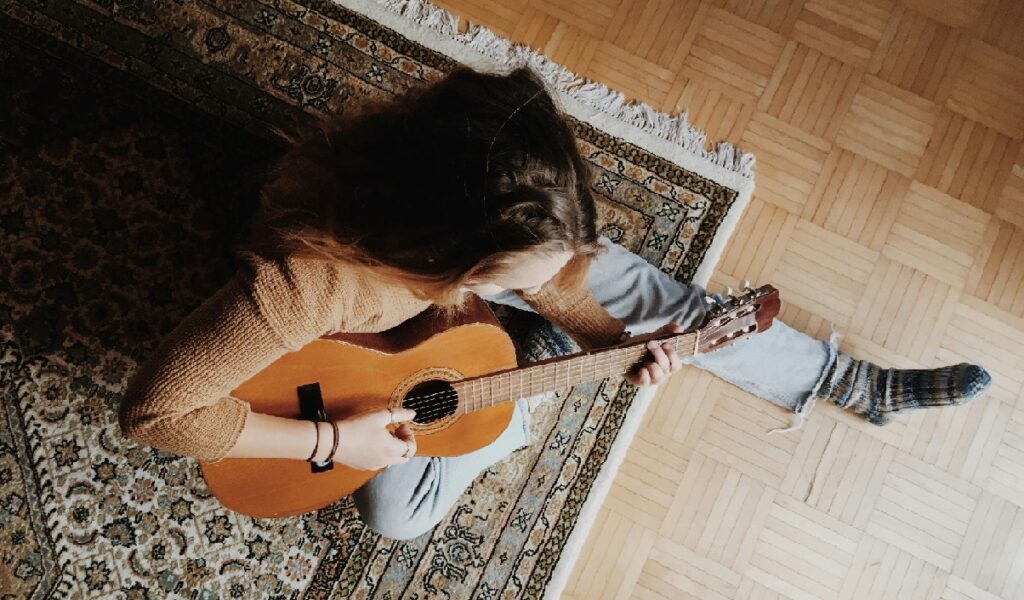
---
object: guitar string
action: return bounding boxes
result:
[391,311,760,421]
[396,317,751,422]
[401,340,681,422]
[400,343,649,419]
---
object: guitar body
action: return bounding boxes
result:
[200,298,518,518]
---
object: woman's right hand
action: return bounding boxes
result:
[328,408,417,471]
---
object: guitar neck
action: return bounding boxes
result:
[450,283,780,416]
[451,331,699,414]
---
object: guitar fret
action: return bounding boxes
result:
[458,328,748,414]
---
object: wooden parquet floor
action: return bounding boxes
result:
[436,1,1024,598]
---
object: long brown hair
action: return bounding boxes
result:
[241,65,602,307]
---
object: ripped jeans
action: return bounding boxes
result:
[353,236,835,539]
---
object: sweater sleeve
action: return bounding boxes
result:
[118,254,350,462]
[515,252,626,351]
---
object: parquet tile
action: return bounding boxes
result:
[605,427,689,531]
[637,536,741,600]
[538,22,601,76]
[746,495,862,599]
[942,576,1012,600]
[738,113,831,214]
[735,578,790,600]
[568,507,656,599]
[975,0,1024,60]
[953,492,1024,599]
[604,0,701,71]
[681,7,787,103]
[525,0,617,39]
[985,404,1024,506]
[759,42,862,141]
[791,0,893,68]
[898,393,1005,485]
[916,110,1020,212]
[716,198,794,282]
[438,1,1024,597]
[866,451,980,571]
[664,452,774,571]
[835,74,938,178]
[937,296,1024,408]
[710,0,805,35]
[805,147,908,249]
[693,385,805,488]
[947,40,1024,140]
[803,421,894,528]
[996,148,1024,229]
[900,0,986,29]
[509,7,561,54]
[642,367,718,448]
[432,0,524,38]
[870,6,966,103]
[840,534,949,600]
[849,257,958,362]
[881,181,991,288]
[970,219,1024,319]
[772,220,878,327]
[585,42,676,108]
[661,75,754,143]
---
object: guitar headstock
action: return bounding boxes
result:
[697,282,780,354]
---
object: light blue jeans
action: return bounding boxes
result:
[353,237,833,539]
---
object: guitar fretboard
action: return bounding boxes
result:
[451,331,699,414]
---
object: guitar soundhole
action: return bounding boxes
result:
[402,380,458,425]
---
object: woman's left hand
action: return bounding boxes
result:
[625,323,687,387]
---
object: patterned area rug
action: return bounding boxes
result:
[0,0,753,597]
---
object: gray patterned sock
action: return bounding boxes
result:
[818,354,992,425]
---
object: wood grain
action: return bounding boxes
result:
[435,1,1024,597]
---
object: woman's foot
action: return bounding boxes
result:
[819,354,992,425]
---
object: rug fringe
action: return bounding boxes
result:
[376,0,755,178]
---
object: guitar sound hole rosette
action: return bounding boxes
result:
[390,366,463,435]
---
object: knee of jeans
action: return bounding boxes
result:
[353,492,440,541]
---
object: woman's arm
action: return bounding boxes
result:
[226,409,418,470]
[119,272,299,461]
[120,254,421,469]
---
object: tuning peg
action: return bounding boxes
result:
[741,279,752,291]
[704,295,717,306]
[725,286,734,297]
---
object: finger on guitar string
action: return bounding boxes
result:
[665,345,681,372]
[372,407,416,426]
[646,340,672,374]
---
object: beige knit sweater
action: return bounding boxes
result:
[119,251,625,462]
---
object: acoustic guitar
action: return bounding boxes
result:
[201,283,780,517]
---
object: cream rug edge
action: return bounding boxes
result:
[329,1,756,597]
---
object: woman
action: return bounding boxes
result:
[119,66,991,540]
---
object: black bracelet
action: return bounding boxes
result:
[306,421,321,463]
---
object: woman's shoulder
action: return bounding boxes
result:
[234,250,431,333]
[236,249,375,290]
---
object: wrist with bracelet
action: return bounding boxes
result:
[306,420,339,470]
